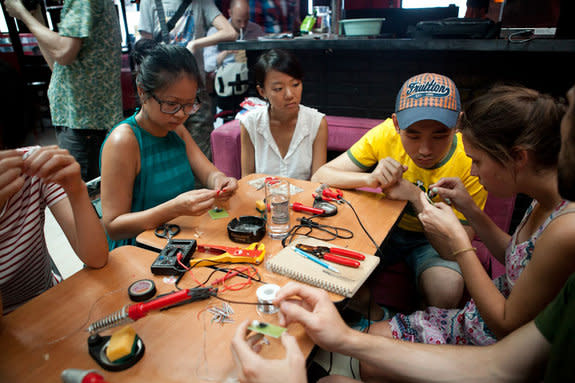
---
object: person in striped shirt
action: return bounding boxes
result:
[0,62,108,314]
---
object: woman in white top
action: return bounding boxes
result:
[240,49,328,180]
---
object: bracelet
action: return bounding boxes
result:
[450,247,476,258]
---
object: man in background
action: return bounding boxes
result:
[204,0,264,74]
[5,0,123,182]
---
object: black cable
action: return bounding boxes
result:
[341,198,384,258]
[327,351,333,375]
[281,216,353,247]
[175,260,265,290]
[507,29,535,43]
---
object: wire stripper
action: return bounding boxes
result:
[189,242,266,267]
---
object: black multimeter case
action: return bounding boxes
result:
[151,239,197,275]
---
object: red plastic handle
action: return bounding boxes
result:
[329,247,365,260]
[128,289,193,320]
[323,253,360,268]
[291,202,325,215]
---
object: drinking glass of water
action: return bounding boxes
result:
[265,178,290,239]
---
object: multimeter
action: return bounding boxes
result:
[151,239,197,275]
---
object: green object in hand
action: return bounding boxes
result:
[248,320,287,338]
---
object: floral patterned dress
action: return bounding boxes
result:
[388,200,570,345]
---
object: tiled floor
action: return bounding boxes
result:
[26,126,84,279]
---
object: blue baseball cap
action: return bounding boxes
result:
[395,73,461,130]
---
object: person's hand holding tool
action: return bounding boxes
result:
[417,193,471,259]
[368,157,407,189]
[212,174,238,201]
[174,189,218,216]
[275,282,354,353]
[231,319,306,383]
[0,150,26,208]
[429,177,475,212]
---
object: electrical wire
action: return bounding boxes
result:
[340,198,384,258]
[281,215,353,247]
[507,29,535,43]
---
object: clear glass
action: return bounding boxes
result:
[265,179,290,239]
[313,5,331,34]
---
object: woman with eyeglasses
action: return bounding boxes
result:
[100,39,238,250]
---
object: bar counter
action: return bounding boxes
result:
[221,36,575,53]
[218,37,575,119]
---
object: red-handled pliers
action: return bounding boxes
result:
[296,244,365,268]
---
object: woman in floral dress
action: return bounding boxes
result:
[361,85,575,378]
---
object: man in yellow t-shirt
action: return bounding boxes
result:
[312,73,487,310]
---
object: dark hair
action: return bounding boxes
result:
[460,85,566,170]
[132,39,203,95]
[254,49,303,88]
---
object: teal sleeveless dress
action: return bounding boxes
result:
[101,113,195,250]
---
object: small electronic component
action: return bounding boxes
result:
[248,320,287,338]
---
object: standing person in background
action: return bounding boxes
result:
[5,0,123,182]
[239,49,328,180]
[138,0,237,161]
[248,0,300,33]
[204,0,264,74]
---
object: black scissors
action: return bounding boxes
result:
[154,224,180,240]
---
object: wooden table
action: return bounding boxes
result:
[0,246,312,382]
[136,174,406,260]
[0,175,405,382]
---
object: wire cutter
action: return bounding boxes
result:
[295,244,365,268]
[189,242,266,267]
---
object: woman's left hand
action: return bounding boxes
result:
[214,176,238,201]
[417,193,471,258]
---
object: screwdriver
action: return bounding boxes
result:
[291,202,325,215]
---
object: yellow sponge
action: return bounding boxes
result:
[256,199,266,213]
[106,325,137,362]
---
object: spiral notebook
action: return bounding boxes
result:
[266,237,380,297]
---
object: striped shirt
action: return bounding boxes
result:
[0,149,67,314]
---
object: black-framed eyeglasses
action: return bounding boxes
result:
[150,92,201,115]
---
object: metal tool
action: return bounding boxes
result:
[295,244,364,268]
[87,287,215,334]
[154,224,180,240]
[188,242,266,268]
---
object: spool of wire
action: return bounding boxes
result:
[256,284,280,314]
